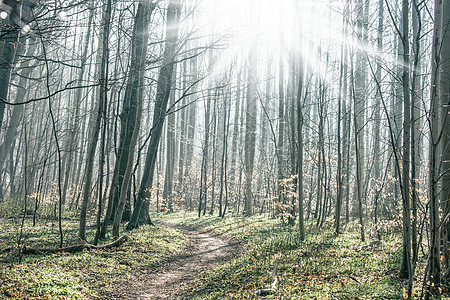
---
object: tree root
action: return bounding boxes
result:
[356,240,381,252]
[22,235,129,255]
[255,260,278,296]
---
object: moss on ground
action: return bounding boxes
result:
[153,211,432,299]
[0,211,437,299]
[0,218,188,299]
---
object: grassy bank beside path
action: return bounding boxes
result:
[153,211,427,299]
[0,218,188,299]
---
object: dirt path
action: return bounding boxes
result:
[104,223,239,299]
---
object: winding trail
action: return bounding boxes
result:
[105,223,239,299]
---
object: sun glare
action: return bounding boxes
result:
[195,0,348,79]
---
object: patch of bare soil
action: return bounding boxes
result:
[102,223,240,299]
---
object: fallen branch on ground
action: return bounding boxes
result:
[356,240,381,252]
[255,260,278,296]
[1,247,14,253]
[347,275,360,283]
[22,235,130,255]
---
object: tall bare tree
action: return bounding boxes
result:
[244,46,257,216]
[127,0,181,230]
[78,0,112,241]
[427,0,449,297]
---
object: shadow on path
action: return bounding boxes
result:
[103,222,240,299]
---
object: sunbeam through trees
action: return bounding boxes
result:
[0,0,449,298]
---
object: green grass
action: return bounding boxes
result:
[0,211,435,299]
[153,211,429,299]
[0,217,189,299]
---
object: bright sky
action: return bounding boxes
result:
[193,0,348,79]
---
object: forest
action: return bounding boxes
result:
[0,0,449,299]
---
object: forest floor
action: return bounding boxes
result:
[103,222,240,299]
[153,212,435,299]
[0,217,189,299]
[0,211,440,299]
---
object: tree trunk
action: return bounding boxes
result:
[400,0,412,286]
[61,3,95,206]
[287,51,297,225]
[79,0,112,241]
[296,17,305,239]
[111,2,156,222]
[372,0,383,237]
[219,90,230,217]
[427,0,449,296]
[112,1,152,232]
[336,26,345,235]
[353,0,368,219]
[183,54,198,210]
[351,59,365,242]
[0,2,29,133]
[127,0,181,230]
[209,93,218,215]
[199,56,213,217]
[277,55,285,218]
[163,61,177,213]
[0,38,37,179]
[230,71,242,212]
[410,0,422,267]
[244,47,257,216]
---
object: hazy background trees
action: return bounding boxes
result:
[0,0,448,296]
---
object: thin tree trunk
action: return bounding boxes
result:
[277,55,285,218]
[410,0,422,266]
[244,47,257,216]
[336,39,344,235]
[0,38,38,177]
[296,16,305,239]
[163,64,177,212]
[79,0,112,241]
[209,93,218,215]
[127,0,181,230]
[426,0,449,296]
[351,60,365,242]
[400,0,412,287]
[62,3,95,205]
[372,0,383,237]
[218,92,228,217]
[0,7,23,133]
[199,85,212,217]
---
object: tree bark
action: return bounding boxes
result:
[79,0,112,241]
[410,0,422,267]
[400,0,412,286]
[127,0,181,230]
[296,12,305,239]
[372,0,383,237]
[427,0,449,296]
[61,3,95,206]
[277,55,285,218]
[351,59,365,242]
[163,64,177,212]
[244,47,257,216]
